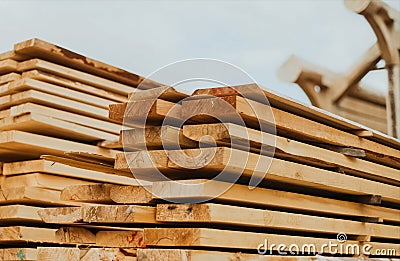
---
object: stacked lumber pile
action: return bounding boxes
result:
[0,39,399,260]
[0,39,157,260]
[67,84,400,260]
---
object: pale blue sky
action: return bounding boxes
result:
[1,0,399,103]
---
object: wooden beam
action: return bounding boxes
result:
[0,226,56,244]
[39,205,156,224]
[137,249,378,261]
[109,99,183,126]
[2,78,115,109]
[96,230,144,247]
[0,72,20,85]
[152,179,400,223]
[183,123,399,186]
[143,227,361,254]
[0,90,111,121]
[23,70,126,102]
[17,59,137,95]
[1,173,95,191]
[40,155,127,176]
[0,113,118,141]
[3,159,145,186]
[8,102,121,134]
[37,247,80,261]
[0,130,116,162]
[192,84,397,148]
[333,43,382,103]
[0,248,38,261]
[0,205,43,223]
[119,148,400,204]
[0,186,72,206]
[0,247,137,261]
[0,50,28,61]
[60,184,114,204]
[55,227,96,244]
[128,85,189,102]
[121,125,197,150]
[109,184,154,204]
[181,95,400,168]
[156,203,399,240]
[0,59,18,74]
[14,38,158,88]
[79,248,137,261]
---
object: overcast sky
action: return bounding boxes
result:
[1,0,399,104]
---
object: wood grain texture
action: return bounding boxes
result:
[14,38,159,88]
[183,123,399,186]
[182,95,400,168]
[156,203,399,239]
[152,179,400,223]
[119,148,400,204]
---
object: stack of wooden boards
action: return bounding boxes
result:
[0,38,158,260]
[66,84,398,260]
[0,38,399,260]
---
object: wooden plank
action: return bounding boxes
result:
[0,247,137,261]
[0,186,86,206]
[14,38,159,88]
[0,90,111,121]
[2,159,147,186]
[60,183,153,204]
[96,230,144,247]
[60,184,114,203]
[128,86,189,102]
[55,227,96,245]
[0,50,28,61]
[36,247,137,261]
[0,130,116,162]
[136,249,392,260]
[17,59,137,95]
[0,226,57,244]
[0,72,20,85]
[97,139,121,149]
[0,59,18,74]
[64,152,115,166]
[109,184,153,204]
[37,247,80,261]
[0,205,43,223]
[0,113,118,141]
[9,102,120,134]
[84,205,155,224]
[39,205,156,224]
[109,99,182,126]
[38,207,85,224]
[183,123,399,186]
[40,155,127,176]
[79,248,137,261]
[152,179,400,223]
[157,203,399,240]
[182,96,400,168]
[22,70,127,102]
[192,85,400,150]
[1,78,115,109]
[143,227,361,254]
[1,173,95,190]
[118,148,400,204]
[121,125,197,150]
[0,186,62,206]
[0,248,38,261]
